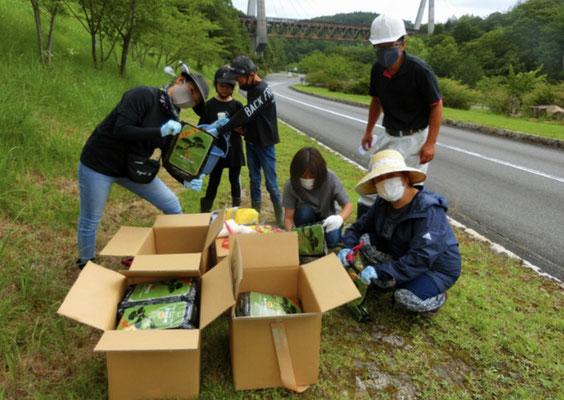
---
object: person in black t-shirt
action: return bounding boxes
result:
[214,56,284,227]
[76,71,209,269]
[198,67,245,212]
[358,14,443,219]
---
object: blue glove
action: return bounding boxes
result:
[208,117,229,130]
[183,174,205,192]
[205,126,218,137]
[161,120,182,137]
[338,248,353,267]
[359,266,378,285]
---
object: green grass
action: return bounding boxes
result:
[294,84,564,141]
[1,1,563,399]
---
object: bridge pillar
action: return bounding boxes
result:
[247,0,267,55]
[414,0,435,34]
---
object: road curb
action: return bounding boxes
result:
[289,85,564,150]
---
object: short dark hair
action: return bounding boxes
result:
[290,147,328,193]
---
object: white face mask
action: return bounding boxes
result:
[172,83,196,108]
[300,178,314,190]
[376,177,405,202]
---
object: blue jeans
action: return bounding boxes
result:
[245,142,281,204]
[77,163,182,262]
[396,273,441,300]
[294,205,342,249]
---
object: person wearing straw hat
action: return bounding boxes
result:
[338,149,461,316]
[357,14,443,219]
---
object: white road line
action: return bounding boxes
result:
[275,91,564,183]
[275,92,367,123]
[438,143,564,183]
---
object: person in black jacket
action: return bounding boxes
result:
[339,149,461,316]
[212,56,284,226]
[76,71,209,269]
[198,67,245,212]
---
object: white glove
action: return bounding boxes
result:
[323,215,343,232]
[160,120,182,136]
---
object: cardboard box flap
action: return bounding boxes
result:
[127,253,202,274]
[230,236,244,298]
[234,231,299,269]
[200,257,235,328]
[301,253,361,313]
[99,226,153,256]
[94,329,200,352]
[203,208,225,252]
[153,213,211,227]
[57,262,127,331]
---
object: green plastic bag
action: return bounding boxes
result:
[293,224,326,256]
[116,301,197,330]
[118,278,197,310]
[236,292,302,317]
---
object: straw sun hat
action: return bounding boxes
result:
[355,149,426,195]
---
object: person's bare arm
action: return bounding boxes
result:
[361,96,382,151]
[419,100,443,164]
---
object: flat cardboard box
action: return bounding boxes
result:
[57,257,234,400]
[228,232,361,391]
[100,212,224,275]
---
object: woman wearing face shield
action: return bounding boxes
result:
[281,147,353,249]
[338,149,461,317]
[75,70,209,269]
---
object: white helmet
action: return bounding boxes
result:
[369,14,407,45]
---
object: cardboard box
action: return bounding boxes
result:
[57,256,235,400]
[228,232,361,391]
[214,237,230,263]
[100,212,224,275]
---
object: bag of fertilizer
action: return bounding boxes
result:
[118,278,197,310]
[235,292,302,317]
[116,301,197,330]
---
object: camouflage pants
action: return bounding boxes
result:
[394,290,447,313]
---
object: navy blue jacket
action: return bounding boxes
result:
[343,187,461,292]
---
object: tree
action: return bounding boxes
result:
[29,0,62,65]
[427,36,459,78]
[505,65,547,113]
[63,0,117,70]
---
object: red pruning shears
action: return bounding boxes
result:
[346,241,365,264]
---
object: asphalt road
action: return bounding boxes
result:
[266,74,564,281]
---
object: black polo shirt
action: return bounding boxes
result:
[369,52,441,131]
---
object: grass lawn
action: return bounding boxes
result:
[294,84,564,141]
[1,121,563,400]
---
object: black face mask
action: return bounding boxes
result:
[375,45,401,68]
[239,74,254,91]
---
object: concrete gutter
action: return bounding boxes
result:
[289,85,564,150]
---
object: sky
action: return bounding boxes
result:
[231,0,523,23]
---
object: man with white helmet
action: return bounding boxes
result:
[358,14,443,218]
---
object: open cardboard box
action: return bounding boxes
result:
[57,255,235,400]
[228,232,361,391]
[100,212,224,275]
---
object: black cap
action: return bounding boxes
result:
[182,71,209,117]
[224,56,257,80]
[214,67,236,86]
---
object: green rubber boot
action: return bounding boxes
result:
[273,202,284,228]
[251,202,261,214]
